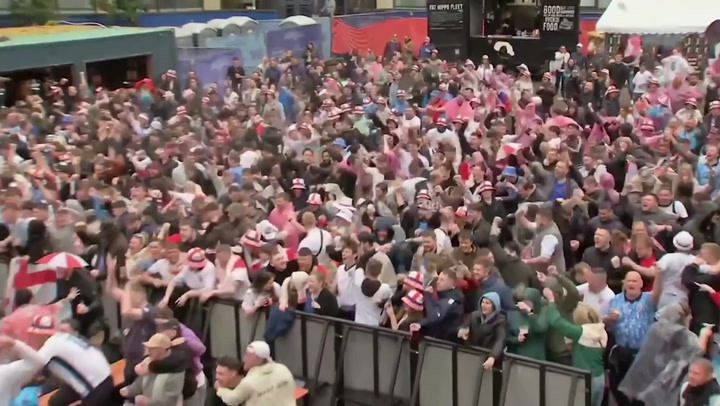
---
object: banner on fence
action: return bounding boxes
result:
[177,48,239,93]
[266,24,324,59]
[332,16,427,56]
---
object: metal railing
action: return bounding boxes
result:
[200,298,592,406]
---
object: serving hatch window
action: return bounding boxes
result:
[475,0,541,39]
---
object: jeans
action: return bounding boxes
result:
[591,374,605,406]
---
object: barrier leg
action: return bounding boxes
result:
[386,335,405,406]
[307,321,330,404]
[472,360,487,406]
[566,375,578,406]
[409,343,427,406]
[497,359,513,406]
[329,327,350,406]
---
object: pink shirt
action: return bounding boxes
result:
[269,204,300,251]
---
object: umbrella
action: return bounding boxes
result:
[36,252,88,269]
[545,116,579,128]
[705,20,720,45]
[496,143,522,161]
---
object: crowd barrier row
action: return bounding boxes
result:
[202,299,591,406]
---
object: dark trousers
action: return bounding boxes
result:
[49,375,115,406]
[337,306,355,322]
[607,346,644,406]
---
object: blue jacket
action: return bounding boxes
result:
[10,386,40,406]
[419,288,464,342]
[264,305,295,343]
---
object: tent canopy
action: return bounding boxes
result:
[596,0,720,34]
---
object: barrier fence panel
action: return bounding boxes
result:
[107,297,591,406]
[336,322,410,404]
[207,300,240,359]
[500,356,591,406]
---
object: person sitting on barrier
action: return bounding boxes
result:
[305,270,339,317]
[355,258,393,326]
[384,289,424,331]
[410,268,464,342]
[506,287,548,361]
[242,271,281,316]
[120,333,185,406]
[212,356,244,406]
[215,341,296,406]
[456,292,506,370]
[542,288,607,406]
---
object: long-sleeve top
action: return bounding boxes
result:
[0,341,46,406]
[216,362,296,406]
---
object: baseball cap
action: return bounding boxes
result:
[28,315,56,336]
[247,341,271,360]
[144,333,172,350]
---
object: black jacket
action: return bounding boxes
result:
[464,311,507,359]
[418,288,464,342]
[682,263,720,334]
[148,342,198,399]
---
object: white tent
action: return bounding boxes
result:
[596,0,720,34]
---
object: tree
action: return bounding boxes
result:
[10,0,56,26]
[96,0,148,26]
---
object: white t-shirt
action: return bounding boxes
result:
[174,262,217,291]
[632,70,653,94]
[0,341,46,406]
[336,263,360,308]
[576,283,616,316]
[216,256,251,300]
[662,55,692,85]
[540,234,559,259]
[239,150,259,169]
[298,228,332,265]
[401,115,421,130]
[40,333,112,397]
[147,258,183,281]
[659,201,689,219]
[354,273,392,326]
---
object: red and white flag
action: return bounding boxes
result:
[4,257,57,316]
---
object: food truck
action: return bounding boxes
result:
[427,0,580,72]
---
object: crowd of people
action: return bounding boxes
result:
[0,33,719,406]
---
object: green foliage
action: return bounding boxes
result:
[9,0,56,26]
[96,0,148,25]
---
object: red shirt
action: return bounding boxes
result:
[639,253,656,291]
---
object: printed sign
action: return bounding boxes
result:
[428,1,464,31]
[541,3,576,32]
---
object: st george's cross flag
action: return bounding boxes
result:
[4,256,57,316]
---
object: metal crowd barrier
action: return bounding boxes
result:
[201,299,592,406]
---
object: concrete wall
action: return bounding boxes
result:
[0,30,177,82]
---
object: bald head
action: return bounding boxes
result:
[623,271,643,295]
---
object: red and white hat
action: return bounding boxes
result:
[187,247,207,269]
[363,97,373,106]
[478,181,495,194]
[436,117,448,127]
[542,72,552,81]
[340,103,352,112]
[452,115,465,124]
[176,106,187,116]
[454,206,468,218]
[416,189,432,201]
[685,98,698,108]
[640,119,655,132]
[648,77,659,86]
[710,100,720,111]
[606,86,620,95]
[291,178,306,190]
[377,97,387,105]
[403,271,424,291]
[241,230,262,248]
[354,105,365,114]
[28,315,56,336]
[166,69,177,78]
[402,290,424,311]
[307,193,323,206]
